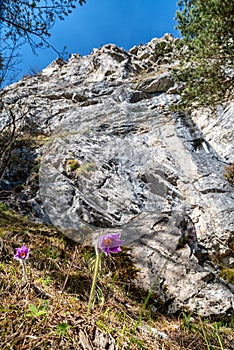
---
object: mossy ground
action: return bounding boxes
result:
[0,203,233,349]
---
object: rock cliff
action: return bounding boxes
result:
[0,34,233,316]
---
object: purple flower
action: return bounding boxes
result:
[14,244,29,260]
[99,233,124,255]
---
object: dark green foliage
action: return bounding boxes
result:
[174,0,234,109]
[154,40,174,58]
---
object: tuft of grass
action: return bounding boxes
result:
[220,266,234,284]
[224,163,234,187]
[0,202,233,349]
[66,159,81,172]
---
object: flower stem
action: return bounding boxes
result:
[22,260,27,285]
[87,251,101,314]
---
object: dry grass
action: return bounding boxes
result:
[224,162,234,187]
[0,202,233,349]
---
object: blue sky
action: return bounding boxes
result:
[15,0,179,82]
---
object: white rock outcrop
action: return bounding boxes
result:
[0,35,233,316]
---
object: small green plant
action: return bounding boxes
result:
[181,312,197,333]
[65,159,96,177]
[43,245,60,259]
[198,314,211,350]
[27,302,48,318]
[68,159,81,172]
[96,319,112,333]
[214,323,225,350]
[0,202,8,210]
[56,322,70,336]
[39,275,52,286]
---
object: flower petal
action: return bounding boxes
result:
[99,233,124,255]
[14,244,29,260]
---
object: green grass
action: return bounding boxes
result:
[220,266,234,284]
[0,203,233,349]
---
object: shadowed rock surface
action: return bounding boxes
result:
[0,35,233,316]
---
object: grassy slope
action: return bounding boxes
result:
[0,202,233,350]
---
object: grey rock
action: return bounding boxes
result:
[137,72,174,93]
[0,36,233,316]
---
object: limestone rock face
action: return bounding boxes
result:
[0,35,233,316]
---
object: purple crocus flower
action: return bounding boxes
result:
[14,244,29,261]
[99,233,124,255]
